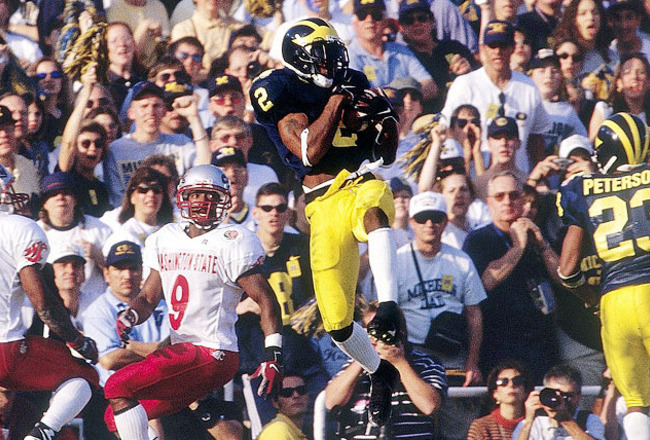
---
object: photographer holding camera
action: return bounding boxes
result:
[514,364,605,440]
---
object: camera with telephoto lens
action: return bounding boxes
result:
[539,388,570,408]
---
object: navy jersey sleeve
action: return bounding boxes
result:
[558,175,590,228]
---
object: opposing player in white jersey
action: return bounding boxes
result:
[104,164,283,440]
[0,163,99,440]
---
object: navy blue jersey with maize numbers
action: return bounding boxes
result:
[558,166,650,294]
[250,68,377,181]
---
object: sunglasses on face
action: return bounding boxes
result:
[495,375,525,387]
[456,117,480,128]
[556,52,584,62]
[36,71,63,80]
[489,190,522,202]
[176,52,203,63]
[86,97,111,108]
[212,94,244,106]
[279,385,307,398]
[157,71,183,82]
[400,12,430,25]
[135,184,164,195]
[79,138,105,149]
[355,9,384,21]
[258,203,288,213]
[413,212,446,224]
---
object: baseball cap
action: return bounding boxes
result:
[559,134,594,158]
[131,81,164,101]
[399,0,430,16]
[0,105,15,126]
[354,0,386,13]
[386,77,423,96]
[488,116,519,138]
[212,147,247,167]
[207,74,243,97]
[106,241,142,267]
[409,191,447,220]
[528,48,560,70]
[483,21,515,47]
[47,243,86,265]
[389,177,413,196]
[41,172,77,200]
[163,81,193,106]
[440,138,463,160]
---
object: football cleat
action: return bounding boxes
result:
[368,359,398,426]
[366,301,402,346]
[25,422,56,440]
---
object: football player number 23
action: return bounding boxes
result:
[589,188,650,262]
[169,275,189,330]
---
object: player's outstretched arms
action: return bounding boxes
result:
[278,94,348,167]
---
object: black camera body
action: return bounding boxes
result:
[539,388,570,408]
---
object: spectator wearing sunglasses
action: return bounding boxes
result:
[257,374,310,440]
[442,21,551,174]
[463,171,561,383]
[325,301,447,440]
[393,191,486,440]
[513,364,605,440]
[397,0,478,113]
[102,166,174,281]
[347,0,437,104]
[169,36,206,85]
[30,57,73,145]
[473,116,529,201]
[467,360,533,440]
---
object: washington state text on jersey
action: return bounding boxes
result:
[157,252,220,274]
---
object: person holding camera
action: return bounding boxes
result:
[324,302,447,439]
[513,364,605,440]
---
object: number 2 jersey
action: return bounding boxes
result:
[558,165,650,295]
[143,222,265,352]
[251,68,379,180]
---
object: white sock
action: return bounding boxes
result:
[114,404,149,440]
[40,378,91,431]
[368,228,398,303]
[333,322,381,373]
[623,412,650,440]
[147,425,159,440]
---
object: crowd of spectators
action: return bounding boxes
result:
[0,0,647,437]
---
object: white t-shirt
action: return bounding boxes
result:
[108,133,196,191]
[37,215,113,300]
[396,242,486,346]
[442,67,552,173]
[0,213,49,342]
[144,222,265,351]
[540,100,588,153]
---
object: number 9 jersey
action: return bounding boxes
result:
[557,166,650,295]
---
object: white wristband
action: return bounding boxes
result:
[265,333,282,348]
[301,128,313,167]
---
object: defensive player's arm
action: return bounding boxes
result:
[278,94,348,167]
[20,265,84,343]
[125,268,165,324]
[559,225,599,307]
[237,268,282,337]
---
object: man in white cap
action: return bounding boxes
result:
[395,191,486,439]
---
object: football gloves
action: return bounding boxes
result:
[251,346,283,398]
[68,335,99,364]
[116,307,139,347]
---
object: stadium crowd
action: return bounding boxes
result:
[0,0,649,438]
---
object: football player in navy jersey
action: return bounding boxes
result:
[251,18,400,426]
[557,113,650,439]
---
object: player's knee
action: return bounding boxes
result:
[363,207,389,232]
[329,324,353,342]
